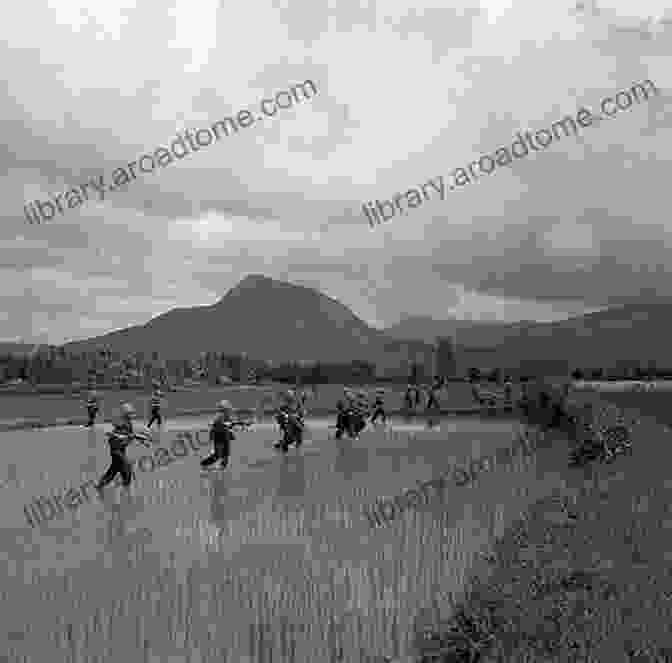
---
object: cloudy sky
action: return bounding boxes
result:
[2,0,671,344]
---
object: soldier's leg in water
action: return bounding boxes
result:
[97,454,123,489]
[282,427,292,451]
[120,456,134,486]
[216,440,230,467]
[201,447,219,466]
[335,411,345,438]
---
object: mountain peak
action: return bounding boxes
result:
[235,274,274,289]
[240,274,271,284]
[216,274,276,303]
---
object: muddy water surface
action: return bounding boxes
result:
[0,416,569,662]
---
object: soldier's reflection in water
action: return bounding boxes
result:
[334,436,369,480]
[426,415,440,430]
[87,426,98,449]
[106,501,127,545]
[276,452,306,500]
[209,472,230,526]
[104,492,148,553]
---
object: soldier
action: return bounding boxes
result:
[335,398,349,439]
[404,385,414,412]
[413,384,422,410]
[504,376,513,403]
[273,392,304,452]
[147,382,163,429]
[97,403,150,492]
[201,400,236,469]
[425,381,441,411]
[370,388,387,426]
[85,388,100,427]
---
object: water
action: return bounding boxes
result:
[573,380,672,392]
[0,415,568,662]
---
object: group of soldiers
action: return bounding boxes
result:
[87,380,169,491]
[89,377,524,493]
[86,384,165,489]
[403,380,443,412]
[94,396,249,490]
[272,388,307,452]
[84,382,164,429]
[334,387,387,439]
[469,376,514,407]
[268,385,389,447]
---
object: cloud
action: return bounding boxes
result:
[1,0,671,342]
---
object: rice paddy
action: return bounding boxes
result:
[0,412,585,661]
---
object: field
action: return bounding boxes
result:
[417,389,672,662]
[2,415,544,662]
[3,381,670,660]
[0,382,504,427]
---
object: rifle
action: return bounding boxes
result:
[105,430,153,449]
[132,430,153,448]
[226,419,254,430]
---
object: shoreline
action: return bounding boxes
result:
[411,391,663,662]
[0,405,522,433]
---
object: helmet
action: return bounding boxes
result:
[121,402,135,415]
[217,399,232,412]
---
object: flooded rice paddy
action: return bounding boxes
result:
[1,415,572,662]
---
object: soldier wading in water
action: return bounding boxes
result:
[97,403,151,492]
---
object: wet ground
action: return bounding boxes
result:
[0,381,504,429]
[427,401,672,662]
[1,415,572,662]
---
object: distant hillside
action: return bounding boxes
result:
[62,275,432,363]
[59,279,672,370]
[388,303,672,370]
[385,316,529,347]
[471,303,672,369]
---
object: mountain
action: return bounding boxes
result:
[59,276,672,370]
[388,303,672,370]
[61,275,431,363]
[461,303,672,370]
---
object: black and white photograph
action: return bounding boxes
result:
[1,0,672,660]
